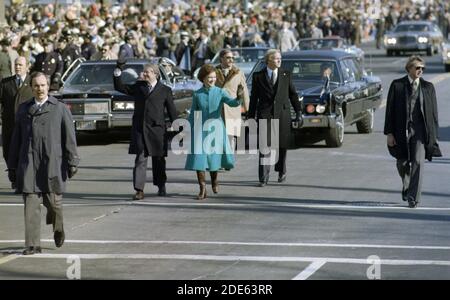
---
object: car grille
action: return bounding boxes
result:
[68,103,84,115]
[398,36,416,44]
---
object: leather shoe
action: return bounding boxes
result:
[402,189,408,201]
[132,191,144,200]
[54,230,65,248]
[23,246,42,255]
[278,174,286,183]
[158,186,166,196]
[258,180,268,187]
[408,198,418,208]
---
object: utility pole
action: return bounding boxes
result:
[0,0,6,27]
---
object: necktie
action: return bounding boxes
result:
[408,80,419,140]
[271,70,277,85]
[17,76,22,87]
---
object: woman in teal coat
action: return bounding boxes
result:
[185,64,244,199]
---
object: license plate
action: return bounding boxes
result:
[76,121,96,130]
[310,118,322,124]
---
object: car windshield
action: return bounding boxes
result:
[212,49,267,64]
[64,64,144,87]
[251,59,340,83]
[395,24,429,32]
[296,39,341,50]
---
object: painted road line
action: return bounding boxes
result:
[2,240,450,250]
[19,253,450,266]
[292,260,327,280]
[1,201,450,211]
[132,201,450,211]
[0,255,19,266]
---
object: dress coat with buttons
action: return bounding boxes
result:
[7,96,80,194]
[384,75,441,161]
[0,74,33,161]
[184,86,241,171]
[32,51,64,90]
[113,75,177,157]
[248,67,302,149]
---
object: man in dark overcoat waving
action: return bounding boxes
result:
[113,60,177,199]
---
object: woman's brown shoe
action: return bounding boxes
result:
[197,171,207,200]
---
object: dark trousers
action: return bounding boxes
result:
[133,150,167,191]
[23,193,63,248]
[396,133,425,203]
[259,147,287,183]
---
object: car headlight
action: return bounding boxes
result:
[386,37,397,45]
[306,104,315,114]
[316,104,326,114]
[113,101,135,111]
[446,52,450,58]
[418,37,428,43]
[84,102,109,114]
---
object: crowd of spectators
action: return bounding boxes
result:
[1,0,449,80]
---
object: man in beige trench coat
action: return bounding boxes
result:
[215,49,250,152]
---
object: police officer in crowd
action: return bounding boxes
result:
[31,39,64,91]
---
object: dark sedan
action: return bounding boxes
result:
[247,50,383,147]
[384,21,444,56]
[54,58,202,132]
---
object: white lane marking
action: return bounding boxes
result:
[132,202,450,211]
[1,201,450,211]
[292,260,327,280]
[18,253,450,266]
[0,203,129,207]
[329,151,388,160]
[0,255,19,266]
[1,240,450,250]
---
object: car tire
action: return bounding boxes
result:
[387,50,392,57]
[325,108,344,148]
[427,47,433,56]
[356,108,374,134]
[445,64,450,72]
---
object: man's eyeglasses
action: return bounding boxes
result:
[415,66,425,71]
[223,56,234,60]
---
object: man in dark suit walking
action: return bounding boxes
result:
[248,49,302,186]
[0,56,33,172]
[384,56,441,208]
[113,60,177,199]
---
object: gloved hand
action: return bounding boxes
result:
[68,166,78,179]
[116,57,127,70]
[236,84,245,101]
[293,111,303,128]
[7,169,16,183]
